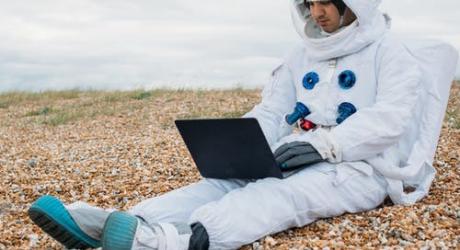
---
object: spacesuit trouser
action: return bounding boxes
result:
[129,162,388,250]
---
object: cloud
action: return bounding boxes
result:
[0,0,458,92]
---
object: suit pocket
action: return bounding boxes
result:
[332,162,373,186]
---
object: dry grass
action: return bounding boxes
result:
[0,83,458,249]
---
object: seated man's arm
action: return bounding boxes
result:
[301,39,422,162]
[243,63,297,148]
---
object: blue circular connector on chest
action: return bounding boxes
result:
[336,102,357,124]
[285,102,311,125]
[338,70,356,89]
[302,72,319,90]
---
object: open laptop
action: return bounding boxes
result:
[175,118,285,179]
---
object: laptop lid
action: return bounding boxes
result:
[175,118,283,179]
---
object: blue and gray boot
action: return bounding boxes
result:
[28,195,108,249]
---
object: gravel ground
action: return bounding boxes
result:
[0,84,458,249]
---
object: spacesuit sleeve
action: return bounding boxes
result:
[308,40,422,162]
[242,64,297,148]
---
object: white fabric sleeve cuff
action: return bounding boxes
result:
[301,128,342,163]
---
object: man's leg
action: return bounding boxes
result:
[129,178,247,225]
[100,178,247,250]
[65,178,243,242]
[189,162,388,249]
[29,178,246,250]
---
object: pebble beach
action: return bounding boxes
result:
[0,83,458,249]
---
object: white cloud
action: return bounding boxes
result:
[0,0,458,92]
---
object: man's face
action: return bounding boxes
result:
[308,1,341,33]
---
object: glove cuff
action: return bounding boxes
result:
[306,128,342,163]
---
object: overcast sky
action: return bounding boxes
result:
[1,0,459,92]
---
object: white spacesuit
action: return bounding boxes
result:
[29,0,458,249]
[126,0,457,249]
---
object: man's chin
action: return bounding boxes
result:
[321,26,339,33]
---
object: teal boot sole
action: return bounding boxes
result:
[101,212,139,250]
[28,195,101,249]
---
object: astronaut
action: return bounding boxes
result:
[28,0,458,249]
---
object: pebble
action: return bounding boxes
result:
[252,242,262,250]
[11,184,21,193]
[27,159,37,168]
[263,236,277,247]
[0,202,12,215]
[401,232,415,242]
[28,234,39,248]
[378,233,388,244]
[417,230,426,240]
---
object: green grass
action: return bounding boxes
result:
[131,91,152,100]
[22,106,83,126]
[0,90,80,109]
[41,111,85,126]
[23,105,119,126]
[104,92,125,103]
[0,100,12,109]
[130,89,177,101]
[1,89,258,126]
[25,107,53,116]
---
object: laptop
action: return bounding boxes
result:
[175,118,285,179]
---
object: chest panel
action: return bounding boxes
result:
[290,46,379,126]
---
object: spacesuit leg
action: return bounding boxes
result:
[129,178,248,226]
[189,162,388,250]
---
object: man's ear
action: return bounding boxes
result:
[343,8,357,26]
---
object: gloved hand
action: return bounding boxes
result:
[274,141,324,171]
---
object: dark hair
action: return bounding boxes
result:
[304,0,347,15]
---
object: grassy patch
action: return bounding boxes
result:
[0,90,80,108]
[2,89,258,126]
[40,90,80,100]
[36,104,122,126]
[96,108,116,117]
[40,110,85,126]
[131,91,152,100]
[0,100,12,109]
[104,92,127,103]
[25,107,53,117]
[0,93,24,108]
[131,89,172,101]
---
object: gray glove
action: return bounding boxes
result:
[274,141,324,170]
